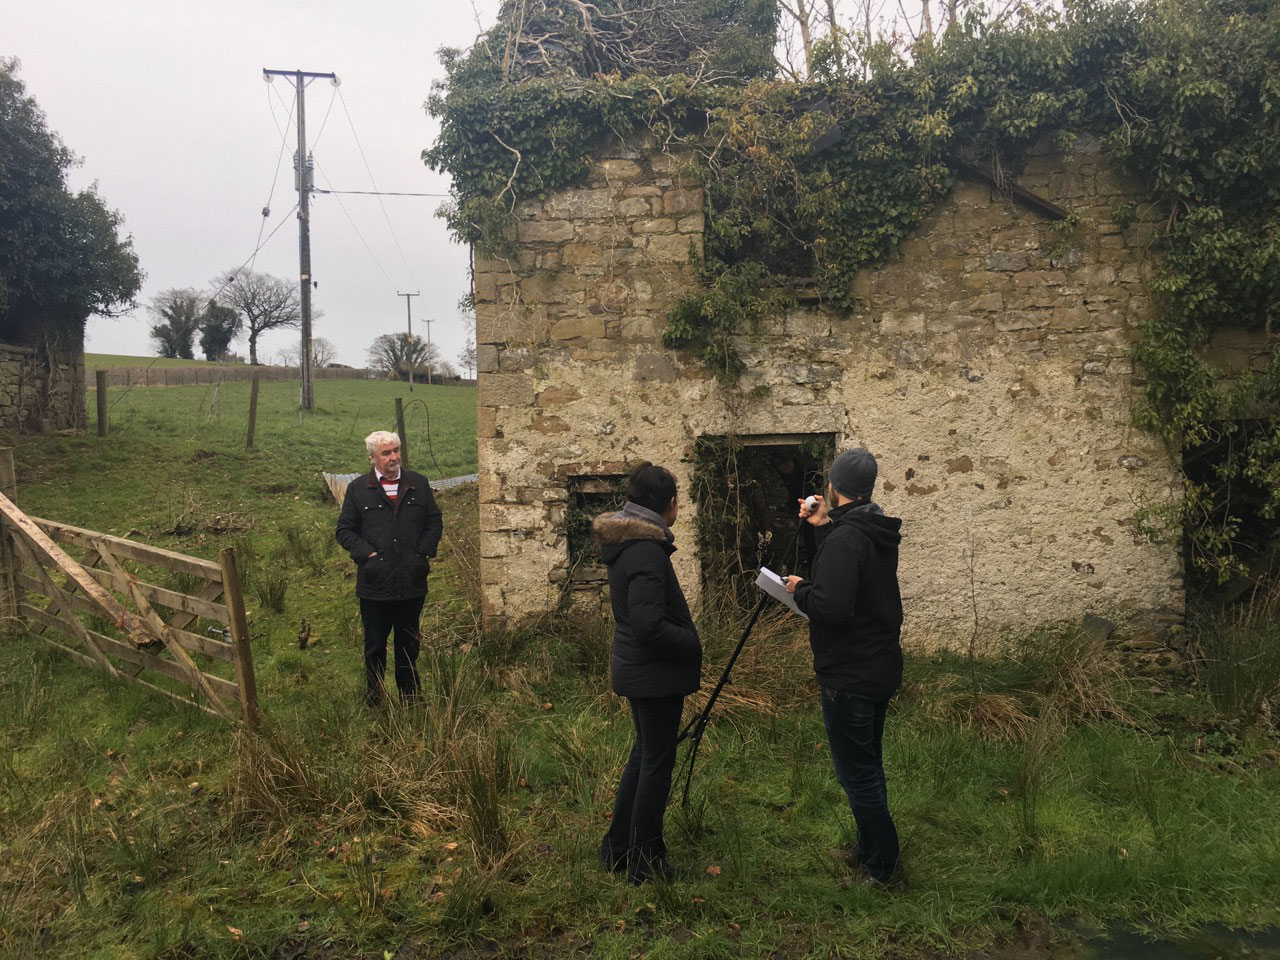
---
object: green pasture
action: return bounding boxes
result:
[0,378,1278,960]
[84,353,236,370]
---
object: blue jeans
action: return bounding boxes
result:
[820,687,900,881]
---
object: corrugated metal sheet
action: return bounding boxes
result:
[320,472,478,504]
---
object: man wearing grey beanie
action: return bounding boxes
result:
[785,448,904,887]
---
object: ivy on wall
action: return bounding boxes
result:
[426,0,1280,585]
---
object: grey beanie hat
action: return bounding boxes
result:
[829,448,878,500]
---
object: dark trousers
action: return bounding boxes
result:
[359,596,425,704]
[601,695,684,882]
[820,687,900,881]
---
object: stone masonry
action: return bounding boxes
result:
[474,134,1197,645]
[0,341,86,435]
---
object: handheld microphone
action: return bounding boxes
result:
[804,495,821,513]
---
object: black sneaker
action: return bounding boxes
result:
[626,856,677,885]
[598,850,626,874]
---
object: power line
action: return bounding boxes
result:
[314,188,450,197]
[253,85,296,272]
[336,86,420,291]
[309,83,340,153]
[108,204,299,411]
[264,67,337,412]
[313,160,401,292]
[271,77,418,322]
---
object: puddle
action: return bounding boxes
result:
[1080,925,1280,960]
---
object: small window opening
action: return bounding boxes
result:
[565,475,628,583]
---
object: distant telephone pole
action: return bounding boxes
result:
[263,67,337,411]
[424,314,435,385]
[397,292,420,391]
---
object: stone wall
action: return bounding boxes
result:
[0,341,86,435]
[474,135,1188,644]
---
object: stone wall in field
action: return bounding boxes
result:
[0,341,85,435]
[473,133,1191,645]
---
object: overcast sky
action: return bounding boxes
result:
[4,0,500,369]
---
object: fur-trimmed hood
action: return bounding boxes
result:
[592,507,675,565]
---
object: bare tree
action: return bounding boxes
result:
[779,0,817,76]
[458,337,476,379]
[276,336,338,369]
[148,288,205,359]
[311,337,338,368]
[274,344,300,367]
[776,0,974,78]
[214,269,301,365]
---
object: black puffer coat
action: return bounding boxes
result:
[335,469,443,601]
[793,502,903,701]
[593,509,701,699]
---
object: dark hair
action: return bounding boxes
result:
[626,461,677,514]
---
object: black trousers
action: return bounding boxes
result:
[601,695,684,883]
[820,687,900,882]
[359,595,425,704]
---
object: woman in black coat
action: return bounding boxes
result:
[592,462,701,884]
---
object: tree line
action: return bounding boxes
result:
[150,276,477,380]
[147,271,308,366]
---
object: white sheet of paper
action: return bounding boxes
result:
[755,566,809,620]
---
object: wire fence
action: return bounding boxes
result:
[92,365,375,388]
[92,366,478,389]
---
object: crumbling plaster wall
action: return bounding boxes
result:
[474,134,1187,644]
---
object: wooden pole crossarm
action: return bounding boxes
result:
[0,491,151,640]
[91,543,236,721]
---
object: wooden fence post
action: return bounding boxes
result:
[96,370,108,437]
[219,546,260,727]
[246,370,261,450]
[0,448,17,628]
[395,397,410,470]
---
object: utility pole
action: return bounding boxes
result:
[263,67,337,411]
[423,314,435,385]
[397,292,420,392]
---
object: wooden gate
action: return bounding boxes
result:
[0,487,259,725]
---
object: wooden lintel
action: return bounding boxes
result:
[950,157,1070,221]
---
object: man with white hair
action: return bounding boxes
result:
[336,430,443,706]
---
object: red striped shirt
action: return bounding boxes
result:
[378,472,400,503]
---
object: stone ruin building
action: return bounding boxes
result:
[472,133,1267,645]
[0,337,86,435]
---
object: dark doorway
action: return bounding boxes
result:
[692,434,835,607]
[1182,418,1280,601]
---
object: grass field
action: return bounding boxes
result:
[84,353,238,370]
[1,379,1278,959]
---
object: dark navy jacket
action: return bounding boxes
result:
[793,502,903,701]
[593,509,701,699]
[335,469,443,601]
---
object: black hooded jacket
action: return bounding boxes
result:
[335,469,443,601]
[592,508,701,699]
[793,502,903,701]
